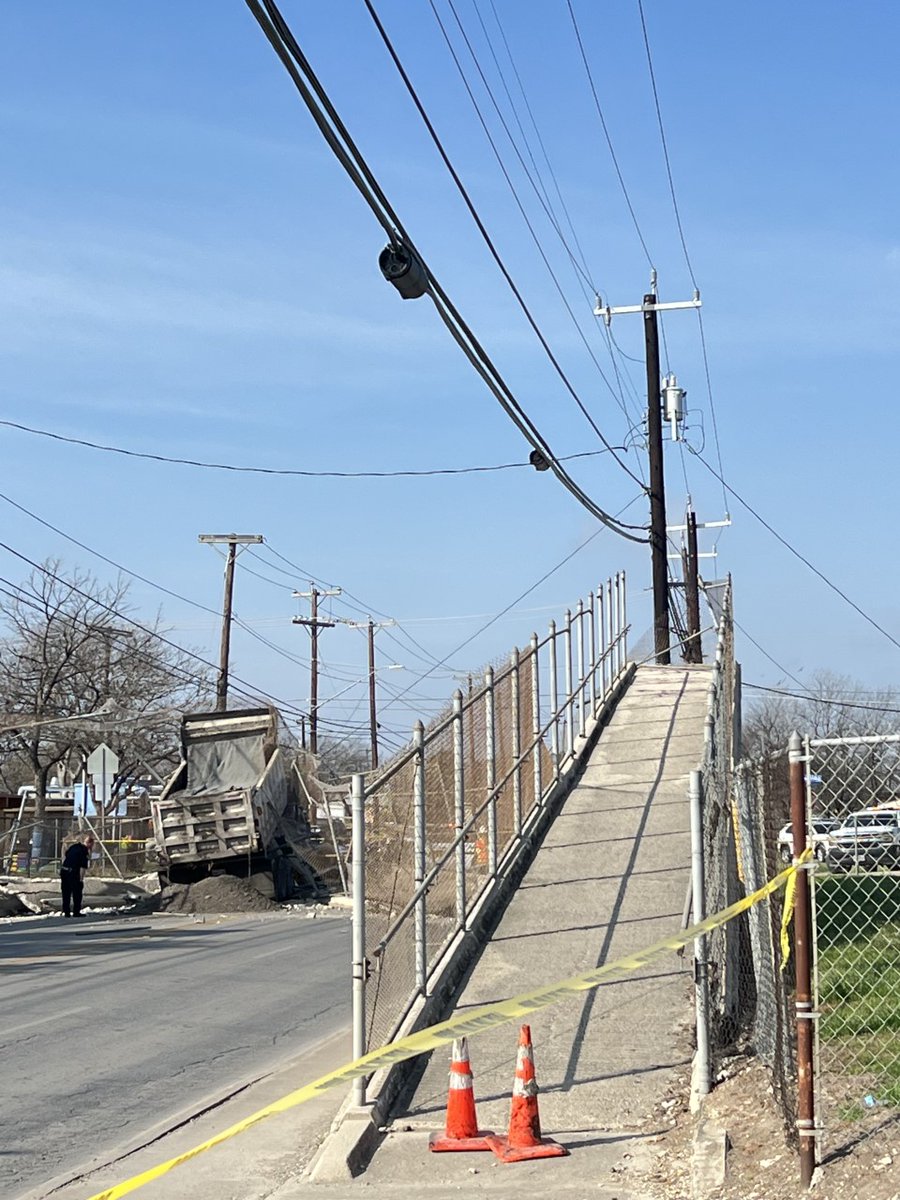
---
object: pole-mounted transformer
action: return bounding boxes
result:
[379,242,428,299]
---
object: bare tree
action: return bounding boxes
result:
[0,560,212,860]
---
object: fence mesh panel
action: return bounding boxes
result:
[807,737,900,1156]
[361,593,622,1059]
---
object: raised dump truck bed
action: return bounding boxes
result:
[152,708,325,896]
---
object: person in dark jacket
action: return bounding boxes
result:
[60,835,95,918]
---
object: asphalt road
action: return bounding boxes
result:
[1,910,351,1198]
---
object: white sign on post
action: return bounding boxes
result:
[86,743,121,816]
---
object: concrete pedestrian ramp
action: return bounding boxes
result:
[333,664,711,1194]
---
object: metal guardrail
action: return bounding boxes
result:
[350,572,630,1103]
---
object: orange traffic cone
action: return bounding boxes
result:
[429,1037,494,1152]
[486,1025,568,1162]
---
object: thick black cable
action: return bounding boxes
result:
[364,0,644,484]
[245,0,647,539]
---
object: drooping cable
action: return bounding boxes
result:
[246,0,647,540]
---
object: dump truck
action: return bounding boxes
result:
[151,707,327,900]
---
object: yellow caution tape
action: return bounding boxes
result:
[780,856,804,971]
[87,849,812,1200]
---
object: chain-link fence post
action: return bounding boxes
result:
[413,720,427,996]
[690,767,711,1097]
[510,648,522,837]
[351,772,367,1107]
[564,609,574,759]
[548,620,560,782]
[790,731,816,1187]
[587,590,597,709]
[530,633,542,805]
[597,583,606,697]
[614,573,623,676]
[619,570,628,665]
[453,690,466,931]
[576,598,586,739]
[606,578,615,681]
[485,666,497,873]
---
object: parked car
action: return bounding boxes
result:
[825,809,900,872]
[777,818,841,863]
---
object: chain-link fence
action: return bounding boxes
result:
[356,575,629,1072]
[0,812,155,877]
[694,580,804,1143]
[806,735,900,1157]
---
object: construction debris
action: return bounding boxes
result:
[157,874,279,915]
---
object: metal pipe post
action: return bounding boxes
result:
[564,610,574,759]
[351,773,367,1107]
[614,573,623,677]
[548,621,560,780]
[413,721,427,995]
[452,691,466,930]
[597,585,607,698]
[485,667,497,872]
[575,599,586,739]
[587,590,597,709]
[510,649,522,836]
[790,732,817,1187]
[606,578,615,683]
[621,570,628,667]
[689,768,711,1098]
[530,633,542,805]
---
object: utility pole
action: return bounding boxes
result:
[198,533,263,711]
[594,281,701,667]
[347,618,397,770]
[293,585,340,754]
[643,293,670,665]
[684,509,702,664]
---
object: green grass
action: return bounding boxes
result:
[817,884,900,1107]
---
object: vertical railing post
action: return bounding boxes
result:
[485,666,497,873]
[588,589,597,710]
[606,578,615,684]
[790,731,817,1187]
[413,721,427,995]
[620,569,628,667]
[548,621,560,781]
[689,768,710,1099]
[351,773,367,1107]
[564,609,574,759]
[614,573,622,677]
[576,599,586,739]
[511,648,522,837]
[597,583,607,698]
[453,690,466,931]
[530,633,542,806]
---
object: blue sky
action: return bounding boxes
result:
[2,1,899,747]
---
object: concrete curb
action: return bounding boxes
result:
[307,664,637,1183]
[691,1117,729,1197]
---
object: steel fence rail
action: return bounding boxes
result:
[351,572,630,1091]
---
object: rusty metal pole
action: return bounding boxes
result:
[789,731,816,1187]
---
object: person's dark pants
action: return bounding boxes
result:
[60,870,84,917]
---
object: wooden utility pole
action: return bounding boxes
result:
[643,293,670,665]
[594,284,702,667]
[367,619,379,769]
[198,533,263,711]
[684,509,703,664]
[293,585,340,754]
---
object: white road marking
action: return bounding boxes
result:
[1,1006,91,1040]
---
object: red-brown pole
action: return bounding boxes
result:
[789,731,816,1187]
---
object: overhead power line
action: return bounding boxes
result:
[695,453,900,657]
[244,0,647,542]
[744,682,900,716]
[0,418,619,480]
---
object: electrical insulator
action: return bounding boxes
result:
[662,373,687,441]
[529,449,551,472]
[379,242,428,299]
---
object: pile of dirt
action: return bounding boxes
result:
[158,874,279,915]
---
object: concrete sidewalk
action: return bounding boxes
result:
[287,664,710,1197]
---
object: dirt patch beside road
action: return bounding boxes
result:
[158,874,279,915]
